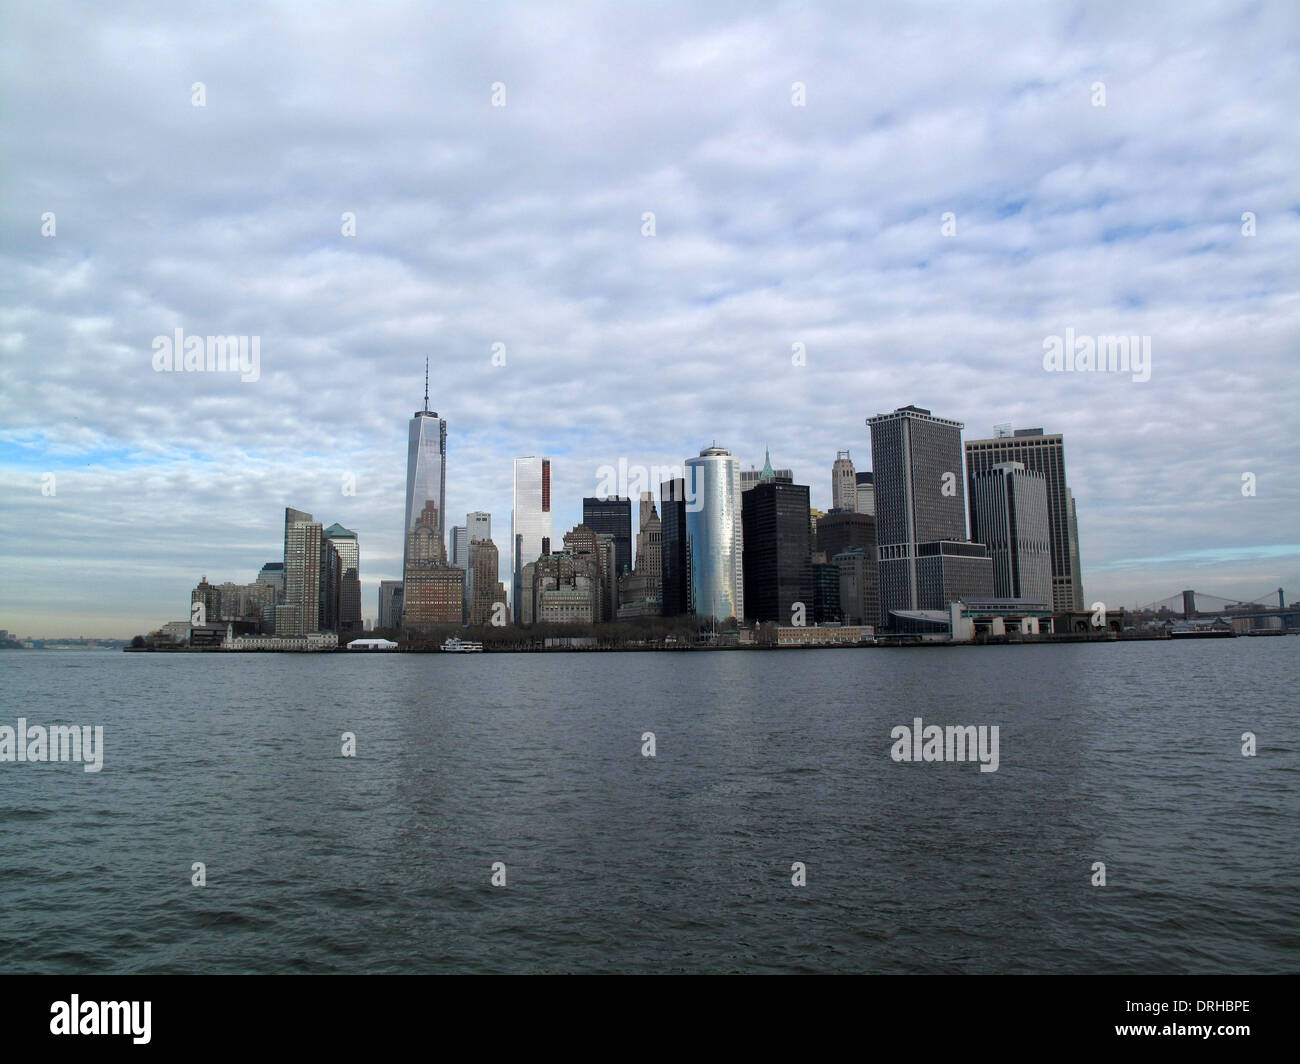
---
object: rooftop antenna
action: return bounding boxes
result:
[423,357,430,412]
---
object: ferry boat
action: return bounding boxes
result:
[440,637,484,653]
[1169,624,1236,639]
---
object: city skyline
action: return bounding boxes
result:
[3,1,1297,636]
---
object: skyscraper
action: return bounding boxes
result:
[467,511,491,543]
[404,360,447,585]
[815,510,876,562]
[867,405,992,628]
[619,494,662,617]
[582,496,632,576]
[1067,488,1083,607]
[964,428,1084,610]
[282,507,322,636]
[403,565,464,629]
[832,451,857,512]
[636,493,660,580]
[833,547,878,626]
[741,480,813,624]
[659,477,690,617]
[468,537,507,626]
[511,457,552,621]
[969,462,1052,605]
[256,561,285,602]
[685,445,744,624]
[378,580,403,630]
[855,471,875,516]
[324,523,361,635]
[450,526,469,569]
[319,537,341,631]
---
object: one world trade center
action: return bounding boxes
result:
[403,360,447,582]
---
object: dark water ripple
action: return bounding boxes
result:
[0,641,1296,973]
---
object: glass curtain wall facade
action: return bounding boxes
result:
[684,446,744,624]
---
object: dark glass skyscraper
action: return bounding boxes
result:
[582,496,632,576]
[741,480,813,624]
[659,478,690,617]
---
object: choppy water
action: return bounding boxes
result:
[0,641,1296,973]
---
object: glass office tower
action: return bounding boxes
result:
[684,445,743,624]
[403,366,447,583]
[511,456,552,621]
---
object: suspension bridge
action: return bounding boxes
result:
[1134,587,1297,627]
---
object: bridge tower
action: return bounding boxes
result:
[1182,589,1196,619]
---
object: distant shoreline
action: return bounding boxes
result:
[108,630,1293,654]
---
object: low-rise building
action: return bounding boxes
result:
[776,625,874,646]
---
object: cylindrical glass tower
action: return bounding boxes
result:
[685,445,743,624]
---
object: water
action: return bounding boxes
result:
[0,641,1296,973]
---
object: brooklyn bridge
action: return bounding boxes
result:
[1133,587,1298,629]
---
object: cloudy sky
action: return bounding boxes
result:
[2,0,1297,637]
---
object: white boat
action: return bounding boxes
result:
[441,637,484,653]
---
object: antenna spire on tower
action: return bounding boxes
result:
[424,357,430,412]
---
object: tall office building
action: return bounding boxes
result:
[523,547,599,625]
[635,493,660,580]
[582,496,632,576]
[815,510,876,562]
[813,563,842,624]
[468,537,507,626]
[319,538,341,631]
[403,500,460,628]
[450,525,470,621]
[511,457,552,621]
[741,480,813,624]
[685,445,744,624]
[1067,489,1083,606]
[964,427,1085,610]
[403,361,447,585]
[855,471,875,516]
[619,495,663,617]
[324,523,361,634]
[833,547,878,626]
[832,451,858,512]
[282,507,323,636]
[457,515,489,618]
[596,534,619,623]
[378,580,403,630]
[467,511,491,543]
[659,477,690,617]
[403,566,464,629]
[256,561,285,602]
[867,405,992,628]
[969,462,1052,605]
[450,526,469,569]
